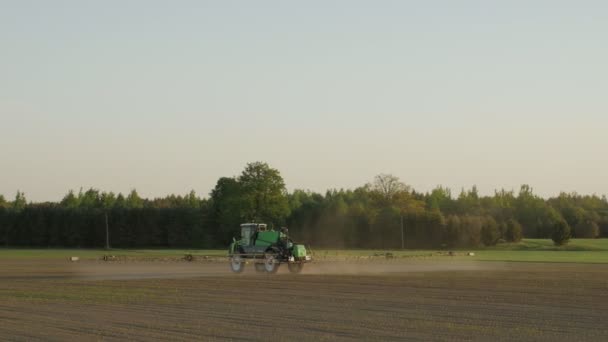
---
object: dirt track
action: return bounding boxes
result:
[1,259,607,341]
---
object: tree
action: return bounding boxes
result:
[370,174,409,205]
[2,162,608,250]
[100,192,117,209]
[126,189,144,209]
[427,186,454,213]
[575,220,599,238]
[444,215,461,247]
[561,206,586,234]
[114,193,126,208]
[12,191,27,211]
[481,216,500,246]
[318,194,351,248]
[61,190,80,208]
[460,215,483,247]
[185,190,200,208]
[79,188,101,208]
[515,185,547,237]
[209,177,246,243]
[534,205,563,238]
[457,186,481,215]
[504,219,523,242]
[551,220,571,246]
[238,162,290,224]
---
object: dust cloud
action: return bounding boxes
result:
[65,259,506,281]
[302,260,505,275]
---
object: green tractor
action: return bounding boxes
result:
[228,223,312,274]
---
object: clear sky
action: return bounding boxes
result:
[1,0,606,202]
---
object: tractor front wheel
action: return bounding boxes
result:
[287,262,303,274]
[230,255,245,273]
[264,253,280,274]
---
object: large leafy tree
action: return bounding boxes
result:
[370,173,423,215]
[210,177,246,241]
[209,162,290,242]
[238,162,290,225]
[370,174,410,205]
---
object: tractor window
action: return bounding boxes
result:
[241,226,253,245]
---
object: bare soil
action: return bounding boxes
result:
[1,258,607,341]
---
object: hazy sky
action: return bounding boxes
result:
[1,0,607,202]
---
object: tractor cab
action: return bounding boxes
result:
[240,223,267,246]
[238,223,278,254]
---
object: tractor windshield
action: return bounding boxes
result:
[240,226,253,245]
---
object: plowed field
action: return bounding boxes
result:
[1,259,607,341]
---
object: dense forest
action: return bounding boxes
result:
[0,162,607,249]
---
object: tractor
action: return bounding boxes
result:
[228,223,312,274]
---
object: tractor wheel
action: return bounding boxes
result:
[287,263,303,274]
[263,253,280,274]
[254,262,266,273]
[230,255,244,273]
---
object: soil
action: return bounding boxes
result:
[1,258,607,341]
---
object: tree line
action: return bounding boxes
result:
[1,162,607,248]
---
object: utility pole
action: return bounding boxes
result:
[400,214,405,250]
[105,212,110,250]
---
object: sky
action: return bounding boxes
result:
[1,0,607,202]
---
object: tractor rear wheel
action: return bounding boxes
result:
[287,263,303,274]
[264,253,280,274]
[230,255,244,273]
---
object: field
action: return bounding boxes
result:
[3,238,608,263]
[318,239,608,263]
[1,240,608,341]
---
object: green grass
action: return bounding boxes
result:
[1,239,607,263]
[468,239,608,263]
[465,250,608,263]
[316,239,608,263]
[489,238,608,251]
